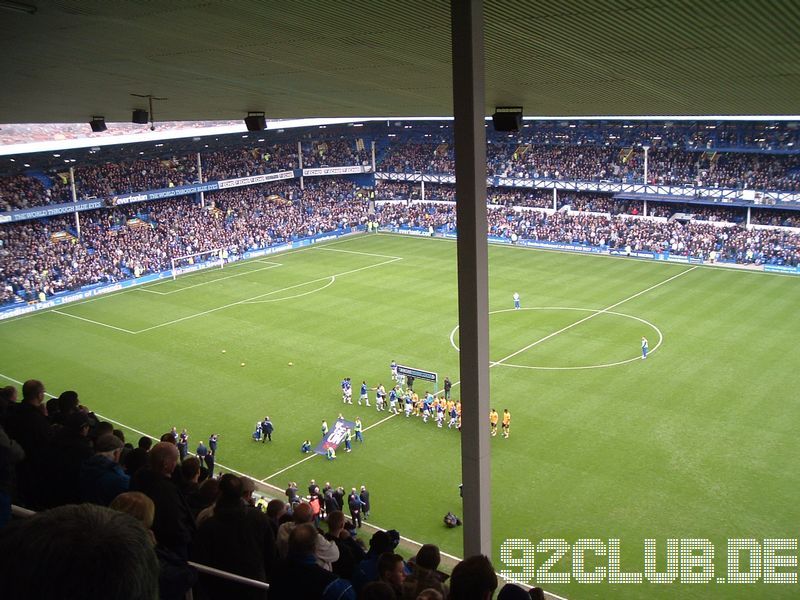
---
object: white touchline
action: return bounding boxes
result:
[51,309,138,334]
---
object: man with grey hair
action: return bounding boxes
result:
[131,441,195,558]
[275,501,339,571]
[79,433,130,506]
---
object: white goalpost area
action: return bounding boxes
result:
[170,248,226,280]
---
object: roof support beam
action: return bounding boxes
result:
[451,0,492,558]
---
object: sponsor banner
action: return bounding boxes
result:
[110,192,149,205]
[315,418,356,455]
[217,170,294,189]
[516,239,607,254]
[242,243,293,260]
[764,264,800,274]
[488,235,512,245]
[397,364,437,383]
[1,199,104,222]
[302,165,372,177]
[384,226,433,236]
[146,182,219,201]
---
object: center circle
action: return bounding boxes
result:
[449,307,663,370]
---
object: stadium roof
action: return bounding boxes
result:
[1,0,799,124]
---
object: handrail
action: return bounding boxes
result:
[186,561,269,590]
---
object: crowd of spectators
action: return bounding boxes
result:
[0,179,369,304]
[0,174,70,211]
[4,134,800,212]
[0,378,543,600]
[302,139,370,168]
[5,180,800,306]
[201,144,298,181]
[751,208,800,228]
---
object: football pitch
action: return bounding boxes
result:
[2,232,800,600]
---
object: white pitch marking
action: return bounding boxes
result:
[450,307,664,370]
[140,261,283,295]
[259,411,398,483]
[314,246,403,260]
[490,266,697,367]
[51,309,138,334]
[241,276,335,304]
[134,257,402,333]
[0,233,366,323]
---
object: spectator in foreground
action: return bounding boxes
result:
[402,544,448,600]
[497,582,532,599]
[4,379,49,508]
[377,552,407,599]
[191,474,276,600]
[269,522,355,600]
[79,432,130,505]
[326,509,366,579]
[111,491,198,600]
[0,421,24,528]
[131,441,196,558]
[0,503,159,600]
[449,554,497,600]
[352,529,396,592]
[276,501,339,570]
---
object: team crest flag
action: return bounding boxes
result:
[315,418,356,455]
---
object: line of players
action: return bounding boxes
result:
[341,374,464,430]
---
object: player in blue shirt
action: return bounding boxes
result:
[388,386,400,414]
[404,390,413,417]
[321,420,329,438]
[513,292,520,310]
[641,336,649,360]
[359,380,370,406]
[390,360,397,381]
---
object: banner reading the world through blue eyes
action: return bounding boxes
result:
[315,418,356,455]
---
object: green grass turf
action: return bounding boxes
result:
[2,232,800,599]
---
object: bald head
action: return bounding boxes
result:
[288,523,317,557]
[148,442,179,475]
[292,502,313,524]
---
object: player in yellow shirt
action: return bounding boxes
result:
[502,409,511,438]
[489,409,499,436]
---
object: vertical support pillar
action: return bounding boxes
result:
[451,0,491,558]
[747,206,751,227]
[298,141,305,191]
[197,152,205,207]
[371,140,377,172]
[643,145,650,187]
[421,179,426,202]
[69,166,81,240]
[553,187,557,211]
